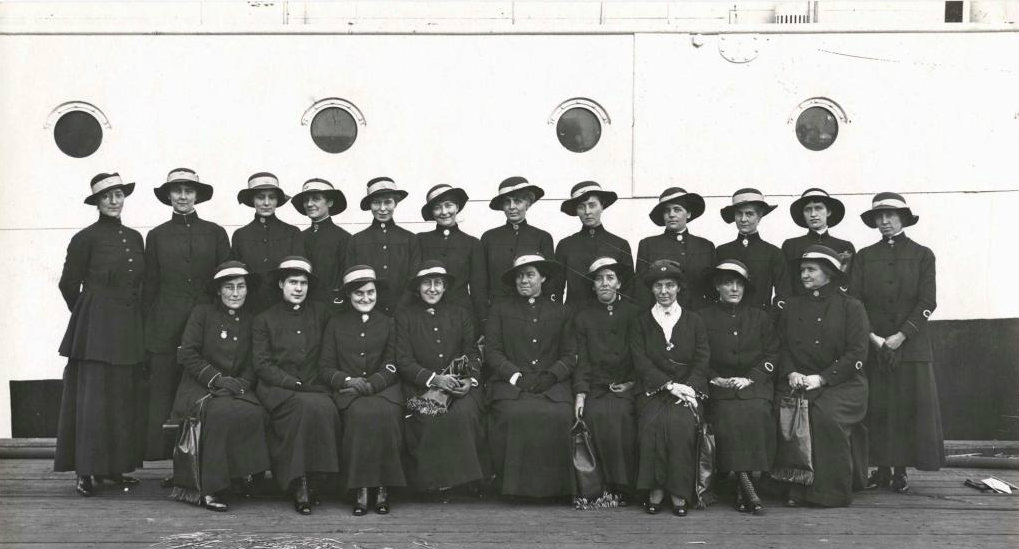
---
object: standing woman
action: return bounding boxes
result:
[698,260,777,515]
[252,256,342,515]
[480,177,555,304]
[630,259,710,516]
[55,173,146,496]
[143,168,229,460]
[396,260,488,501]
[485,254,577,499]
[169,260,271,512]
[780,245,869,507]
[850,193,943,492]
[319,265,406,516]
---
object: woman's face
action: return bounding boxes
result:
[662,203,690,232]
[219,276,247,309]
[97,188,125,218]
[168,183,197,215]
[515,266,545,298]
[715,275,745,305]
[432,200,459,227]
[653,278,679,307]
[800,261,832,290]
[502,195,531,224]
[418,276,447,305]
[279,273,308,304]
[253,190,279,218]
[592,269,621,304]
[350,281,377,313]
[875,210,904,238]
[303,192,333,221]
[370,195,398,223]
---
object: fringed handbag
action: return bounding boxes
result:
[571,418,621,510]
[406,355,471,416]
[169,393,211,505]
[772,391,814,485]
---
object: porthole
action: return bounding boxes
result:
[549,98,610,153]
[45,102,110,158]
[301,98,366,154]
[789,98,848,152]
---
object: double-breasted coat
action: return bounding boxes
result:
[230,214,302,314]
[480,220,555,303]
[635,230,716,310]
[417,224,489,331]
[346,219,421,316]
[300,217,351,306]
[554,224,633,310]
[782,231,856,296]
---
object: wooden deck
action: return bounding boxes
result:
[0,458,1016,549]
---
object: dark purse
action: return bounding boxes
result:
[690,405,716,508]
[170,393,211,505]
[571,418,604,500]
[772,391,814,485]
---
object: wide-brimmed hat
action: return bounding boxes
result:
[209,260,259,293]
[793,245,846,279]
[237,172,290,207]
[585,256,631,285]
[407,259,456,292]
[500,253,563,287]
[153,168,214,206]
[359,176,408,211]
[84,172,135,205]
[488,176,545,210]
[421,184,469,221]
[860,192,919,229]
[291,178,347,216]
[560,181,618,215]
[790,188,845,228]
[339,264,388,296]
[648,187,706,226]
[270,256,317,284]
[643,259,687,288]
[704,259,755,295]
[720,188,778,224]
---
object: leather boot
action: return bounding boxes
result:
[352,487,369,516]
[292,477,312,515]
[374,486,390,514]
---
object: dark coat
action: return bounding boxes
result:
[554,224,633,310]
[417,224,489,330]
[58,214,146,365]
[252,300,333,410]
[395,299,482,396]
[573,298,641,396]
[143,211,230,354]
[300,217,351,305]
[230,214,302,313]
[716,232,791,313]
[170,302,260,422]
[848,233,936,361]
[635,229,715,310]
[318,309,401,410]
[699,302,778,401]
[480,220,555,302]
[781,230,856,296]
[346,219,421,316]
[485,295,577,404]
[629,308,710,396]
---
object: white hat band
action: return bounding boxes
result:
[427,185,454,202]
[343,268,376,284]
[248,175,279,189]
[588,257,618,273]
[513,254,545,268]
[658,191,688,205]
[91,174,125,195]
[802,251,838,264]
[498,181,534,196]
[716,261,749,279]
[367,179,399,195]
[416,266,448,278]
[732,191,767,205]
[279,259,312,273]
[872,198,908,209]
[802,189,829,199]
[571,183,602,199]
[214,267,249,279]
[167,170,199,184]
[301,180,334,193]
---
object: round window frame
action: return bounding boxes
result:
[301,98,366,154]
[548,98,610,153]
[45,101,111,158]
[788,97,848,152]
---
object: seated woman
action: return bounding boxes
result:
[485,254,576,499]
[779,245,869,507]
[170,260,271,512]
[699,260,777,515]
[253,256,342,515]
[396,260,488,501]
[572,257,640,504]
[630,259,709,516]
[319,265,406,516]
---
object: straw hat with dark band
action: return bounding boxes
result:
[291,178,347,216]
[359,177,408,211]
[648,187,705,226]
[407,259,456,291]
[237,172,290,207]
[500,253,563,287]
[153,168,214,206]
[488,176,545,210]
[339,264,387,296]
[720,188,777,224]
[860,192,919,228]
[789,188,845,228]
[560,181,618,215]
[420,184,469,221]
[85,172,135,205]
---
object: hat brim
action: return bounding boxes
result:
[421,188,469,221]
[84,182,135,205]
[488,185,545,210]
[792,256,847,282]
[500,259,563,287]
[559,190,619,216]
[208,271,260,295]
[360,189,408,211]
[406,272,456,292]
[339,277,388,297]
[237,186,291,207]
[154,180,214,206]
[860,207,919,229]
[703,266,755,297]
[790,195,845,228]
[643,268,687,288]
[720,201,778,224]
[584,262,632,285]
[291,189,347,216]
[649,193,706,226]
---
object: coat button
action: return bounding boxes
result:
[360,352,366,357]
[531,359,538,365]
[360,333,365,337]
[817,317,822,322]
[297,330,302,334]
[232,336,238,341]
[383,265,388,270]
[434,327,439,331]
[438,353,444,358]
[532,338,538,343]
[383,245,388,250]
[814,340,820,344]
[436,339,441,344]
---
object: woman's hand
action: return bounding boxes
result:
[213,375,245,395]
[448,378,471,397]
[609,381,634,393]
[709,377,729,388]
[345,377,372,395]
[801,375,824,391]
[431,374,460,392]
[884,332,907,351]
[574,393,586,420]
[730,377,753,390]
[787,372,807,390]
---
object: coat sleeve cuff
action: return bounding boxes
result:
[549,360,572,382]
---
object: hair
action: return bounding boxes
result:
[506,190,536,206]
[278,269,310,285]
[736,202,764,216]
[372,191,402,204]
[711,272,743,288]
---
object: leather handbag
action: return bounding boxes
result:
[571,418,604,500]
[690,405,717,508]
[170,393,211,505]
[772,391,814,485]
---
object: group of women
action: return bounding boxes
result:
[55,169,943,518]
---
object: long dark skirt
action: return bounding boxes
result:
[54,360,144,476]
[635,394,698,499]
[867,360,944,470]
[144,352,180,460]
[789,375,869,507]
[489,394,575,497]
[338,395,406,490]
[405,393,487,490]
[583,391,636,489]
[197,395,272,495]
[709,397,775,472]
[262,390,342,490]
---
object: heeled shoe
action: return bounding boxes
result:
[734,486,748,513]
[292,477,312,515]
[866,468,891,490]
[108,473,140,486]
[374,486,390,515]
[645,497,662,515]
[202,494,228,512]
[738,472,764,515]
[76,475,93,497]
[352,487,368,516]
[891,472,910,493]
[672,498,687,517]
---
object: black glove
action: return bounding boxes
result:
[878,346,901,374]
[214,375,245,395]
[531,372,557,393]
